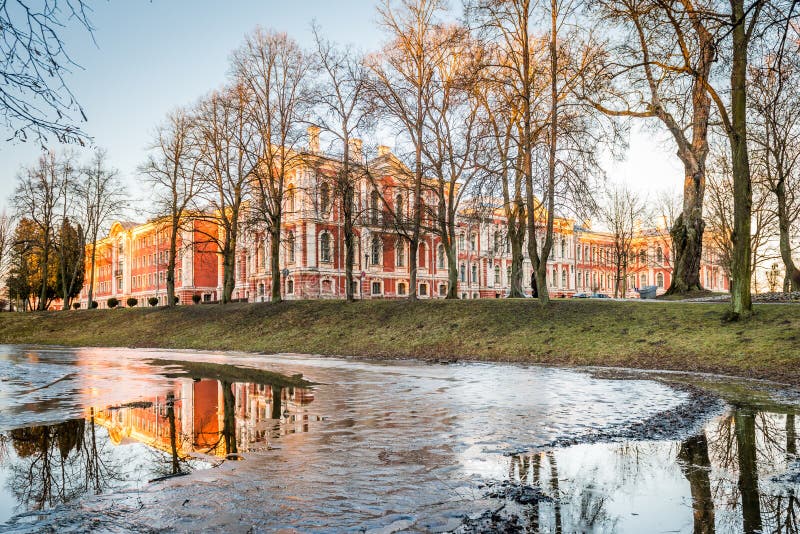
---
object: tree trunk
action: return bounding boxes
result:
[167,219,179,307]
[39,234,50,311]
[222,242,235,304]
[509,225,525,298]
[343,183,355,303]
[221,381,238,455]
[445,242,458,299]
[166,392,181,474]
[678,433,715,534]
[776,179,800,291]
[667,181,705,295]
[729,0,753,319]
[734,408,761,533]
[408,236,418,301]
[270,223,282,303]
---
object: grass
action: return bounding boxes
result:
[0,299,798,384]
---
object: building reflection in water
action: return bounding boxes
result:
[0,377,316,519]
[507,407,800,533]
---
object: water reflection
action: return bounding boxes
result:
[504,407,800,533]
[0,372,316,522]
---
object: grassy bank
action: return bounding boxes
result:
[0,299,798,384]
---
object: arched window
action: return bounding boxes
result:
[397,282,407,296]
[561,269,567,288]
[319,182,330,215]
[320,232,331,263]
[287,231,296,264]
[656,246,663,264]
[419,242,426,267]
[395,193,403,220]
[371,236,381,265]
[370,190,380,224]
[287,186,295,213]
[577,245,582,261]
[657,272,664,287]
[471,264,477,284]
[395,240,405,267]
[640,273,647,287]
[494,264,500,286]
[437,244,445,269]
[470,234,476,251]
[552,269,557,287]
[287,279,294,294]
[460,263,466,282]
[561,239,566,258]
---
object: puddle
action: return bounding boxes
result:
[0,345,797,532]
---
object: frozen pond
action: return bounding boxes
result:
[0,345,798,532]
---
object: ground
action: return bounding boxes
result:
[0,299,798,384]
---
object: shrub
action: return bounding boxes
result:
[90,301,99,309]
[148,297,159,307]
[192,294,201,304]
[127,297,138,308]
[107,297,119,309]
[72,302,81,310]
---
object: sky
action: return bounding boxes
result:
[0,0,683,214]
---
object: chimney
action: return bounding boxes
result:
[378,144,390,157]
[348,138,363,162]
[307,125,321,153]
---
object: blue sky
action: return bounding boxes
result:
[0,0,680,212]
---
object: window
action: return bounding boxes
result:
[395,193,403,220]
[371,237,381,266]
[418,242,426,268]
[287,231,296,264]
[396,240,405,267]
[507,266,511,284]
[287,279,294,294]
[470,234,476,252]
[287,186,295,213]
[371,281,382,295]
[419,283,427,296]
[561,269,567,288]
[460,263,466,282]
[561,239,566,258]
[657,272,664,288]
[552,269,557,287]
[437,244,445,269]
[577,246,582,261]
[320,232,331,263]
[398,282,407,295]
[370,190,380,225]
[458,234,465,251]
[640,273,647,287]
[439,284,446,296]
[319,182,330,215]
[471,264,477,284]
[494,265,500,286]
[656,247,663,264]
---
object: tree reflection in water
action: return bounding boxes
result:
[4,417,121,515]
[505,407,800,533]
[0,376,316,520]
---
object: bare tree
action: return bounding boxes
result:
[598,184,648,297]
[749,26,800,291]
[51,151,83,310]
[141,108,203,307]
[233,29,313,304]
[0,211,14,310]
[367,0,449,301]
[419,24,481,299]
[314,27,373,302]
[194,87,252,304]
[12,152,60,310]
[587,0,718,297]
[0,0,93,144]
[80,149,125,309]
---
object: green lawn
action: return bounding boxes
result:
[1,299,798,384]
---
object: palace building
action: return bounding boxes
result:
[79,131,729,308]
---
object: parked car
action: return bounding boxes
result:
[591,293,611,299]
[572,292,590,298]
